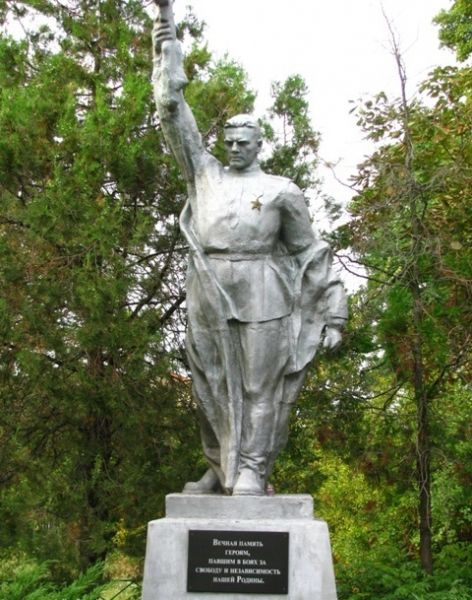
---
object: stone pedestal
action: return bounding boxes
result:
[142,494,337,600]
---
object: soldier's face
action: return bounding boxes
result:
[224,128,261,170]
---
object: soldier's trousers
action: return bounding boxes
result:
[187,316,303,487]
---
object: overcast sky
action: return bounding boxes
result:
[170,0,455,205]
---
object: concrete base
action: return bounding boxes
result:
[142,494,337,600]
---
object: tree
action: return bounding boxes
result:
[434,0,472,62]
[261,74,320,192]
[341,31,472,574]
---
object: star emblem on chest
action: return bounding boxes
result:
[251,194,263,212]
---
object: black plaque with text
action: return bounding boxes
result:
[187,530,289,594]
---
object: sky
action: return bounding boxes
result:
[169,0,455,205]
[6,0,456,205]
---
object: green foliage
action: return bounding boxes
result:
[335,542,472,599]
[435,0,472,62]
[0,556,142,599]
[0,559,106,600]
[431,386,472,548]
[349,63,472,387]
[261,74,320,191]
[185,54,256,161]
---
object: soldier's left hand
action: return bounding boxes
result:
[323,327,342,351]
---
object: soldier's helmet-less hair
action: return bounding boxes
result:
[224,114,262,142]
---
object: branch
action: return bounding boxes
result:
[336,254,389,285]
[127,246,189,267]
[322,159,361,193]
[0,216,30,229]
[336,252,400,278]
[129,225,182,318]
[159,293,186,325]
[426,334,472,399]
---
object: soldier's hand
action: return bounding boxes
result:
[152,6,174,53]
[322,327,343,351]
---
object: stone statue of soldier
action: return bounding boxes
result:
[152,0,348,497]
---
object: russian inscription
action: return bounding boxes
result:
[187,530,289,594]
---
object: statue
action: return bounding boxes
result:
[152,0,348,497]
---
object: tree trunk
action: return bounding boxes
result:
[410,254,433,574]
[417,389,433,573]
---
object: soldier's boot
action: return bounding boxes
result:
[233,467,265,496]
[182,468,221,494]
[233,401,273,496]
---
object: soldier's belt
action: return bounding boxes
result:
[205,252,272,261]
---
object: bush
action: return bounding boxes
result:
[0,558,140,600]
[336,543,472,600]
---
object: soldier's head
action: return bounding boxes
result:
[224,114,262,171]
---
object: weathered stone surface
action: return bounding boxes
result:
[165,493,314,520]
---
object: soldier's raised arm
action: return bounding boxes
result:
[152,0,206,182]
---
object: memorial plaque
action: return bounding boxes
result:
[187,530,289,594]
